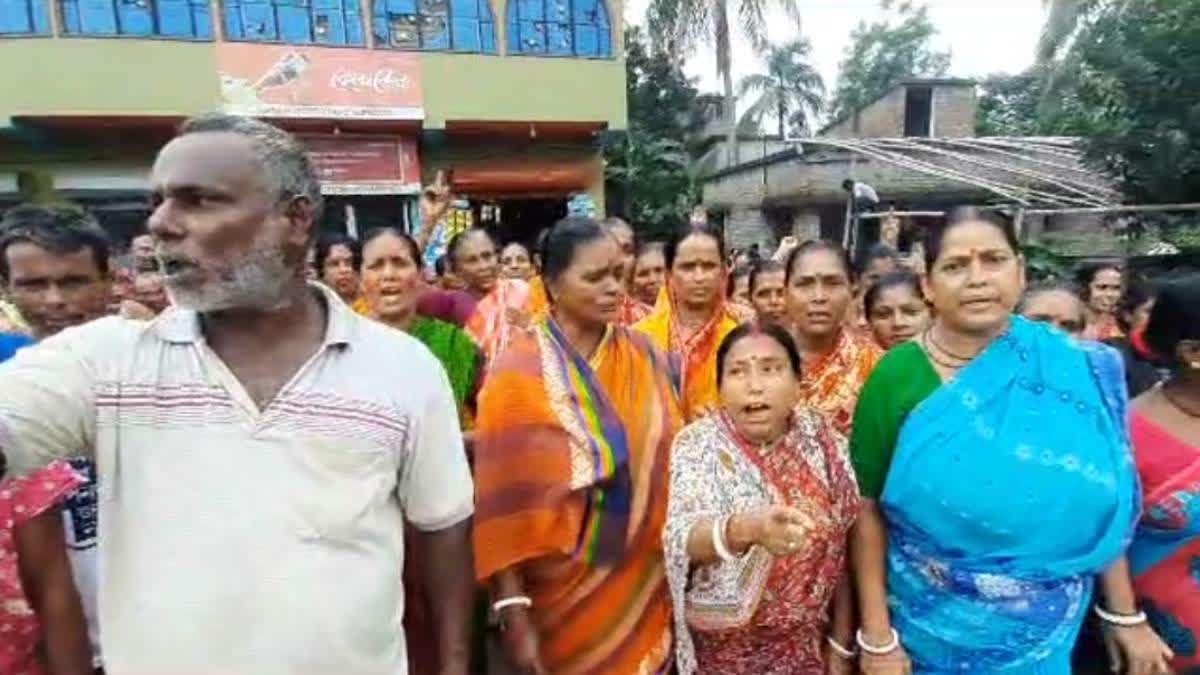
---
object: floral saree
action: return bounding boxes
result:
[663,409,859,674]
[1128,410,1200,671]
[881,318,1138,673]
[474,319,684,674]
[634,287,740,422]
[797,328,881,436]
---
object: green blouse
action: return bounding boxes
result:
[848,341,943,499]
[409,316,483,415]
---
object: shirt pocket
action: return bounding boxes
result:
[291,439,397,545]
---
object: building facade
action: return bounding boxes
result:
[702,79,1119,257]
[0,0,626,246]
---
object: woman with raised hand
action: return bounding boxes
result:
[500,241,536,281]
[664,323,860,674]
[474,216,683,674]
[635,223,742,421]
[849,208,1169,675]
[447,228,531,363]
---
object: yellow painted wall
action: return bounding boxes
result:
[0,38,220,117]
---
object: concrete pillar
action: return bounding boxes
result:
[792,208,820,242]
[725,206,774,252]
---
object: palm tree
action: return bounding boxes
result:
[737,38,824,138]
[1037,0,1098,64]
[648,0,801,165]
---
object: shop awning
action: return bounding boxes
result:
[451,158,599,196]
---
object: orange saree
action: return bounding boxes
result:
[798,327,881,436]
[634,287,741,422]
[466,278,532,363]
[474,320,684,675]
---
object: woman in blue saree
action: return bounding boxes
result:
[848,208,1172,674]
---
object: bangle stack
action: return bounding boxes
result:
[826,635,857,660]
[712,515,737,562]
[856,628,900,655]
[1094,605,1148,627]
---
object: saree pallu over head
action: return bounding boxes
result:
[881,317,1138,673]
[798,328,881,436]
[1127,412,1200,670]
[634,285,740,422]
[474,319,684,674]
[663,410,860,675]
[466,278,531,363]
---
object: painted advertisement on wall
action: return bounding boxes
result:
[217,44,422,120]
[301,134,421,195]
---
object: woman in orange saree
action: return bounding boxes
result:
[447,228,533,362]
[784,240,881,435]
[474,217,684,675]
[635,223,740,422]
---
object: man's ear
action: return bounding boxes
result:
[284,197,317,250]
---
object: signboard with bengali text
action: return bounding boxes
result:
[301,134,421,195]
[217,44,422,120]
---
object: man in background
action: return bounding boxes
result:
[0,203,108,673]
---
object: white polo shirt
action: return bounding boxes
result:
[0,285,474,675]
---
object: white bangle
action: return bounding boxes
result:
[712,515,737,562]
[1094,605,1148,627]
[856,628,900,655]
[827,635,857,660]
[491,596,532,613]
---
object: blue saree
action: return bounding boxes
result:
[881,317,1139,673]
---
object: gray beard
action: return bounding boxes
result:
[165,247,296,313]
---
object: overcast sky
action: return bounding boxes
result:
[623,0,1046,102]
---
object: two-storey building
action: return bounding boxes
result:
[0,0,626,243]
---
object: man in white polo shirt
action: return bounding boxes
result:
[0,114,476,675]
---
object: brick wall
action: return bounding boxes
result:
[823,88,907,139]
[725,206,776,251]
[822,83,978,139]
[933,86,977,138]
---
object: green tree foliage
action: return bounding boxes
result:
[1068,0,1200,204]
[605,28,711,239]
[647,0,800,163]
[737,37,825,138]
[975,69,1090,137]
[828,1,950,124]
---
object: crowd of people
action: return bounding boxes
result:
[0,114,1196,675]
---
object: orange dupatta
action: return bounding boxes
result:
[633,285,740,422]
[474,321,683,674]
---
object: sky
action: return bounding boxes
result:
[622,0,1046,105]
